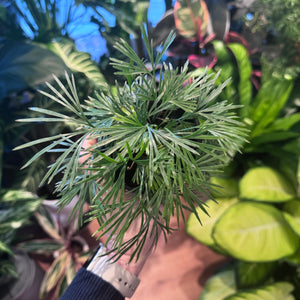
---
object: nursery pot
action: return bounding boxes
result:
[2,250,44,300]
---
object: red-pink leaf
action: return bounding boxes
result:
[188,53,217,68]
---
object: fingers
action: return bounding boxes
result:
[78,135,97,165]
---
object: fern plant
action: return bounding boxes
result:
[15,28,248,261]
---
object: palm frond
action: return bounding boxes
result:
[16,26,248,261]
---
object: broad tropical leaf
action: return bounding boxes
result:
[213,202,299,261]
[227,43,252,117]
[239,166,296,202]
[211,41,238,102]
[186,197,237,248]
[225,282,295,300]
[250,77,294,137]
[47,39,106,88]
[199,270,236,300]
[0,40,68,100]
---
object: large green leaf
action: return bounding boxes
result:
[283,138,300,155]
[225,282,295,300]
[47,39,106,88]
[250,77,294,137]
[250,131,300,146]
[264,113,300,133]
[212,41,238,102]
[186,198,238,248]
[199,270,237,300]
[0,40,68,100]
[236,261,276,289]
[227,43,252,117]
[239,166,296,203]
[213,202,299,261]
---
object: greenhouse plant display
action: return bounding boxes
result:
[187,166,300,299]
[15,28,248,262]
[19,204,94,299]
[185,21,300,299]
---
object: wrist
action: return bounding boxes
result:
[87,245,140,298]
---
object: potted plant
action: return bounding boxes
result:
[15,27,248,262]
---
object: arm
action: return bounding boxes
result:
[59,268,124,300]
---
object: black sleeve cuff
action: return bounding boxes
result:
[59,268,125,300]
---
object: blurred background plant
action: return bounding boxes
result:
[18,204,93,299]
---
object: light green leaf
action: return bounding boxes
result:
[239,167,296,202]
[225,282,295,300]
[283,213,300,236]
[213,202,299,261]
[227,43,252,117]
[186,198,238,248]
[212,41,237,102]
[199,270,236,300]
[250,78,294,137]
[250,131,299,145]
[210,177,239,198]
[265,113,300,132]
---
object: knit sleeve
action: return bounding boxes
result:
[60,268,125,300]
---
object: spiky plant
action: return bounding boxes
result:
[15,28,248,261]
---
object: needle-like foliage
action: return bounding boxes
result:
[15,27,248,261]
